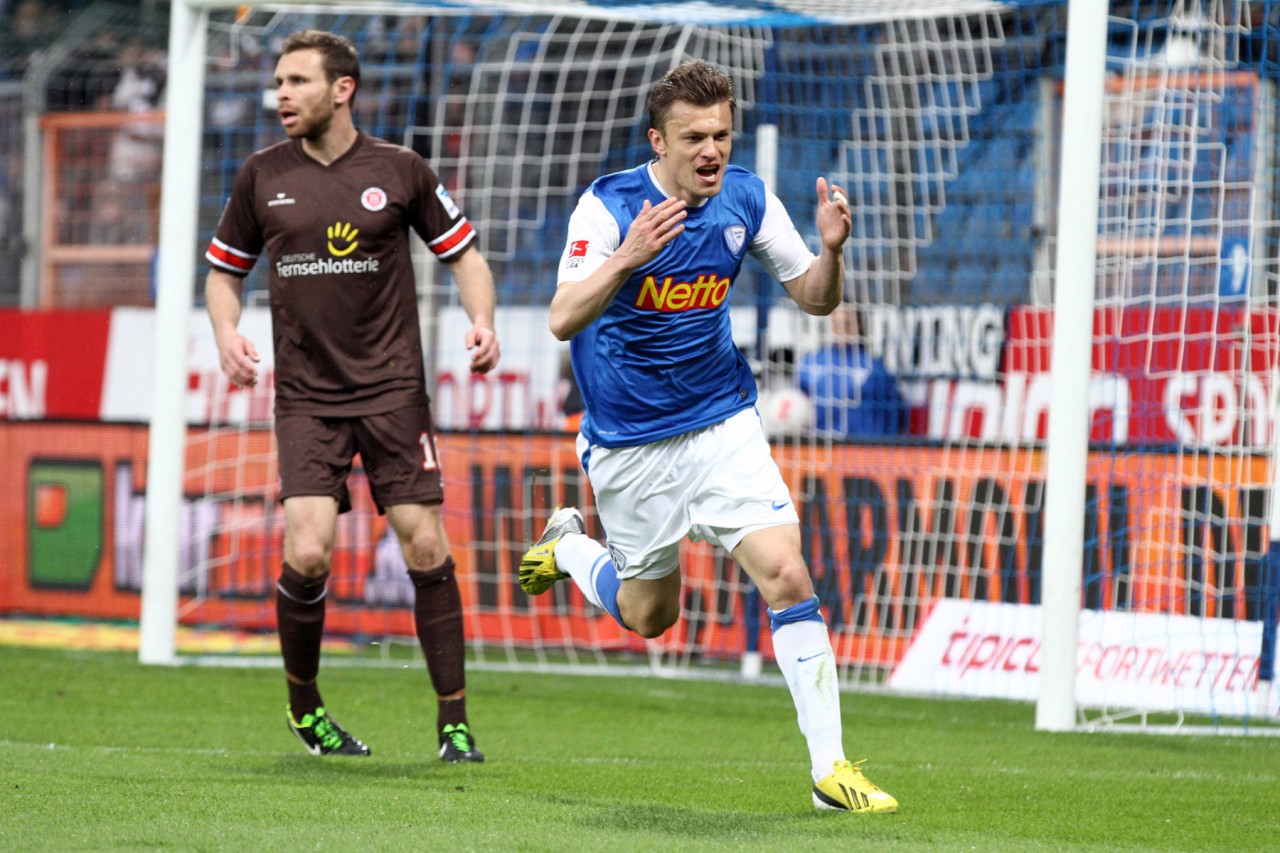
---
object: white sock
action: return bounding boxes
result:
[554,532,610,610]
[772,619,846,782]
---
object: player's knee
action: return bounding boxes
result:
[400,530,444,572]
[631,618,671,640]
[288,543,331,576]
[780,561,814,593]
[629,601,680,639]
[759,562,815,610]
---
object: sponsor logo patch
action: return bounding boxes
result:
[327,221,360,257]
[267,192,296,208]
[436,184,461,218]
[634,273,730,312]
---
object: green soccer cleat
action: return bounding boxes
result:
[812,759,898,813]
[439,722,485,763]
[518,507,585,595]
[286,706,371,757]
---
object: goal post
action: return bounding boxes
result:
[1035,0,1109,733]
[139,0,205,665]
[138,0,1280,733]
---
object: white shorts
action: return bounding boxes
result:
[576,407,800,581]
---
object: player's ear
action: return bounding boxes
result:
[333,75,356,106]
[647,127,665,159]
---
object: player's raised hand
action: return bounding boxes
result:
[549,196,688,341]
[815,176,851,251]
[615,197,687,270]
[466,326,500,374]
[216,331,260,388]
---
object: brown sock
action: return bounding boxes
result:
[277,562,327,718]
[287,681,324,720]
[408,556,466,728]
[437,695,468,731]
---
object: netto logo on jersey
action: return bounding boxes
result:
[635,274,730,312]
[327,221,359,256]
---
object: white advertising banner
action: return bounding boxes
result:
[430,305,568,431]
[100,307,277,425]
[97,306,568,429]
[888,599,1279,718]
[87,303,826,428]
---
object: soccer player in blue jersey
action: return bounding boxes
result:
[519,60,898,814]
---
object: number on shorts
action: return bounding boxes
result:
[419,432,439,471]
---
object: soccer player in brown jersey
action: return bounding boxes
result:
[204,29,499,762]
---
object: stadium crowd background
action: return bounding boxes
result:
[0,0,169,308]
[0,0,910,435]
[5,2,1273,434]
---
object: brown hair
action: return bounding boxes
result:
[280,29,361,98]
[646,60,736,133]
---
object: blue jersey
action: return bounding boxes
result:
[560,163,810,449]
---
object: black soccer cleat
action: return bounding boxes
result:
[439,722,485,763]
[286,706,371,756]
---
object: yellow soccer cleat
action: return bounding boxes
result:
[812,759,898,813]
[518,507,585,594]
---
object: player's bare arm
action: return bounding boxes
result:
[780,177,850,316]
[549,196,687,340]
[205,268,260,387]
[449,246,501,374]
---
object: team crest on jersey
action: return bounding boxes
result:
[436,184,461,218]
[723,224,746,256]
[361,187,387,212]
[607,543,628,573]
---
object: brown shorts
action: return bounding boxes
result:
[275,404,444,514]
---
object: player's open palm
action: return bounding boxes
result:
[617,197,687,269]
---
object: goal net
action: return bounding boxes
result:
[143,0,1280,732]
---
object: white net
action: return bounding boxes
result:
[152,0,1280,730]
[1066,2,1280,729]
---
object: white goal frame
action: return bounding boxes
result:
[1034,0,1107,732]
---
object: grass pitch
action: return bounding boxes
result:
[2,644,1277,851]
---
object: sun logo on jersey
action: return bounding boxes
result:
[327,221,360,257]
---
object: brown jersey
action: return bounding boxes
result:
[205,132,475,415]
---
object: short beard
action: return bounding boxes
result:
[284,111,332,141]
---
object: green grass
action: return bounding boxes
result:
[2,645,1277,851]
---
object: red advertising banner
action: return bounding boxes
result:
[0,309,112,420]
[1005,305,1280,446]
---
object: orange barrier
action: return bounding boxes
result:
[38,110,164,308]
[1,422,1271,665]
